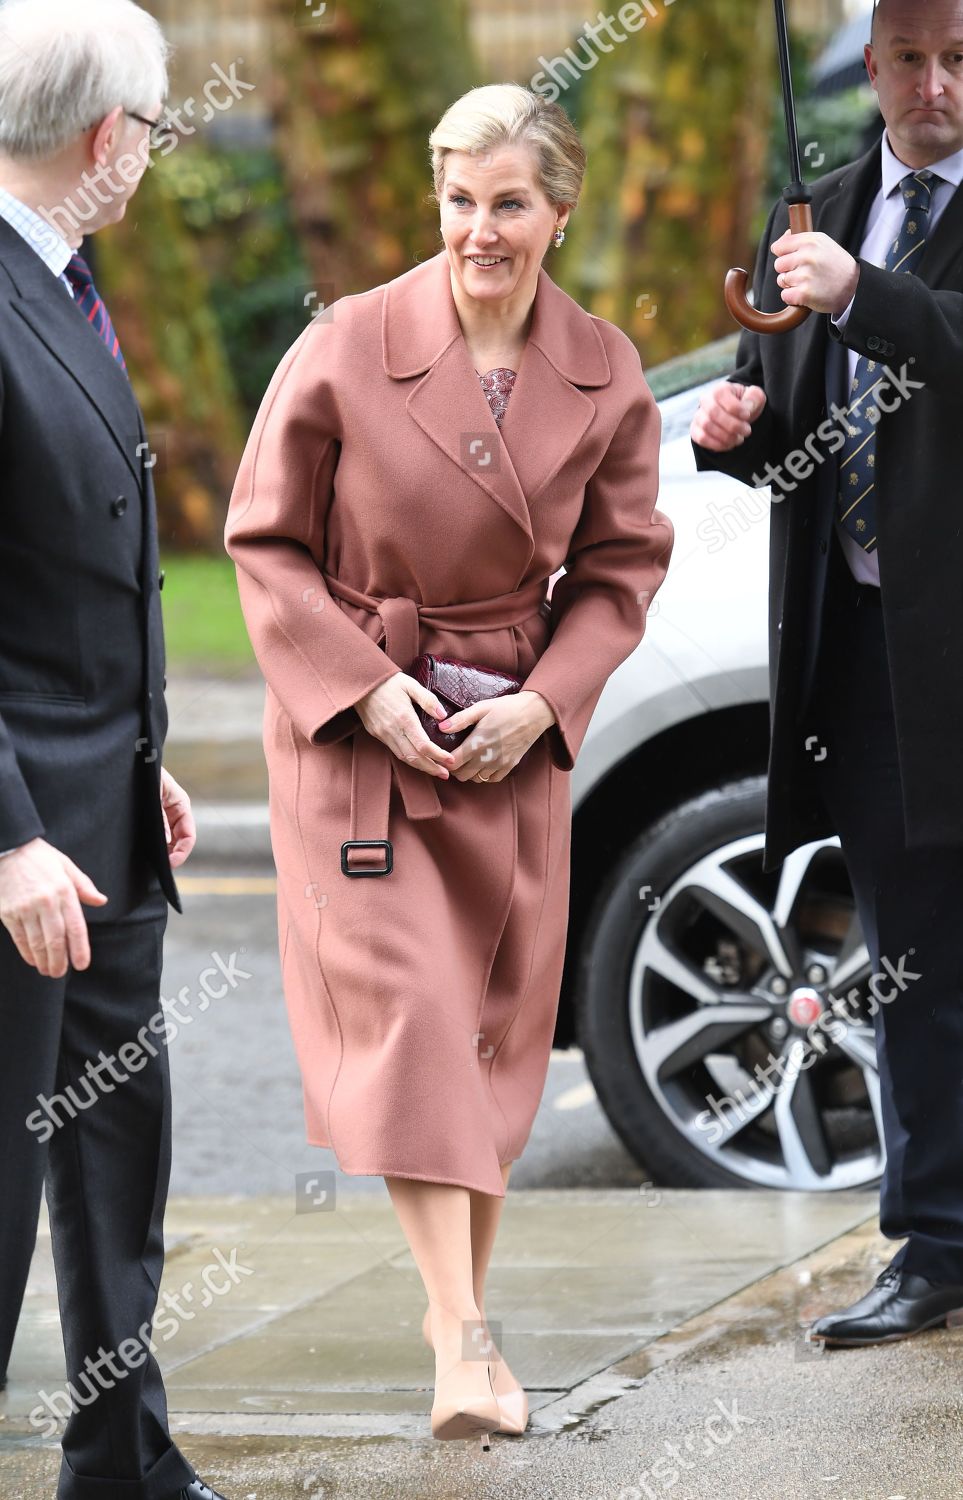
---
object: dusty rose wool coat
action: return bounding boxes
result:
[224,247,672,1197]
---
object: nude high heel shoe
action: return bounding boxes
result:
[429,1354,500,1449]
[423,1306,529,1436]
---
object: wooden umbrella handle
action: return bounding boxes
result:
[725,201,814,334]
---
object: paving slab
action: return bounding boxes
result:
[0,1187,886,1500]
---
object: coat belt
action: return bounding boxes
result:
[321,572,550,874]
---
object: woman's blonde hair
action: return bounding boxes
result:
[428,84,586,213]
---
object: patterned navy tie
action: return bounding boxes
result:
[837,169,939,553]
[63,251,129,375]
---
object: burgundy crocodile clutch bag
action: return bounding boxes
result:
[407,653,522,750]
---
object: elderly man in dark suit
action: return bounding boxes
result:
[0,1,228,1496]
[692,0,963,1346]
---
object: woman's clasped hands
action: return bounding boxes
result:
[354,672,556,784]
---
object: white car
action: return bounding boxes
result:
[562,335,882,1195]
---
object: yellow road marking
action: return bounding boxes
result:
[177,877,277,895]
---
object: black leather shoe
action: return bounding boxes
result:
[174,1480,230,1500]
[808,1265,963,1346]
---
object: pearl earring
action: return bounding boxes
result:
[552,226,565,248]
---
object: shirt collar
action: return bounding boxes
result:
[881,127,963,197]
[0,186,73,280]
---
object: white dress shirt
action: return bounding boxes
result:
[0,185,75,297]
[0,190,77,859]
[830,129,963,585]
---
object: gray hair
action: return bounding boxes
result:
[428,84,586,213]
[0,0,170,160]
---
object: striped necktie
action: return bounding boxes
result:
[837,169,940,553]
[63,251,128,375]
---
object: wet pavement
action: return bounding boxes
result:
[6,1191,960,1499]
[164,673,268,807]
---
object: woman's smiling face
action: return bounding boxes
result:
[439,142,569,306]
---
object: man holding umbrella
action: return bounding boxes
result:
[692,0,963,1346]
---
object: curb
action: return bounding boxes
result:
[191,802,272,864]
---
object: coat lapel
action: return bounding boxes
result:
[383,250,609,544]
[784,143,884,420]
[817,138,884,246]
[918,170,963,283]
[815,134,963,296]
[0,219,144,488]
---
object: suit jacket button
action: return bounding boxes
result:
[820,539,828,554]
[158,569,166,590]
[111,495,128,517]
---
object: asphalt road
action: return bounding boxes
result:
[163,870,648,1199]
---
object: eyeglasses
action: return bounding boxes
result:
[125,108,176,152]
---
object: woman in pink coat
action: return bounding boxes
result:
[224,82,672,1450]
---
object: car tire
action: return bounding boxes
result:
[575,775,883,1191]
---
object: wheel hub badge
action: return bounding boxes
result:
[788,987,823,1027]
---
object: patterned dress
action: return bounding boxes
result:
[477,367,517,426]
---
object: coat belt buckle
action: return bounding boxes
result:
[340,839,393,876]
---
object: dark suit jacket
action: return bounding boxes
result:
[692,132,963,872]
[0,217,179,917]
